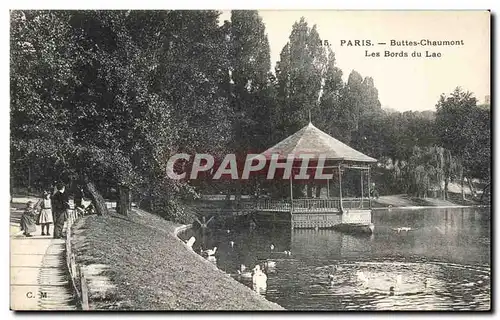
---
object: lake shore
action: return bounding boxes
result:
[70,208,284,311]
[371,194,484,209]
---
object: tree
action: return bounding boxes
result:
[229,10,273,152]
[274,18,329,198]
[435,87,489,199]
[275,18,327,140]
[11,10,232,220]
[314,47,343,138]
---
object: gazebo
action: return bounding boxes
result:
[253,122,377,231]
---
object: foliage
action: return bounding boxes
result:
[11,11,491,224]
[274,18,327,140]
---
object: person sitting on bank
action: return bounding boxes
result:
[36,191,54,236]
[85,203,96,215]
[76,204,85,217]
[370,183,380,199]
[20,201,37,237]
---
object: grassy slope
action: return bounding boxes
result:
[372,193,481,208]
[71,210,284,311]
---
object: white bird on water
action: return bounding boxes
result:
[237,264,252,279]
[395,274,403,287]
[203,247,217,256]
[252,265,267,287]
[229,241,235,248]
[357,271,369,285]
[283,250,292,256]
[328,274,335,286]
[184,236,196,249]
[262,260,276,271]
[393,227,413,233]
[270,244,275,251]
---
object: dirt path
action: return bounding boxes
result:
[10,208,77,310]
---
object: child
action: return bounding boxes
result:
[37,191,54,236]
[20,201,37,237]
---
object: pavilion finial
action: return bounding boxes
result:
[308,109,312,124]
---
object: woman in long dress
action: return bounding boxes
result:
[36,191,53,236]
[20,201,37,237]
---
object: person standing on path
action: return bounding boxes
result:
[74,184,84,209]
[51,183,70,239]
[36,191,54,236]
[20,201,37,237]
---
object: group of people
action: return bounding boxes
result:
[20,183,94,239]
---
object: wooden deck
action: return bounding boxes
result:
[192,196,373,231]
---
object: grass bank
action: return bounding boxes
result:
[71,209,284,311]
[372,193,482,208]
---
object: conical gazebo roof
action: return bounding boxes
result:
[260,122,377,163]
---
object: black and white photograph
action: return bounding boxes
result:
[9,9,491,311]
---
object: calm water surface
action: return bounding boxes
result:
[182,207,491,311]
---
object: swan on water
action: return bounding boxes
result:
[389,277,430,295]
[203,247,217,256]
[334,265,343,272]
[184,236,196,249]
[423,278,429,289]
[357,271,369,284]
[270,244,275,251]
[328,274,335,286]
[261,260,276,272]
[237,265,252,279]
[252,265,268,287]
[395,274,403,286]
[393,227,413,233]
[283,250,292,256]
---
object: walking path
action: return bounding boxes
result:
[10,207,77,310]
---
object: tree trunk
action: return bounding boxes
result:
[467,177,476,198]
[460,166,465,200]
[443,177,449,200]
[84,179,108,215]
[117,184,130,215]
[235,180,242,202]
[128,189,133,210]
[480,183,490,203]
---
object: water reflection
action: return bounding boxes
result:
[181,207,490,310]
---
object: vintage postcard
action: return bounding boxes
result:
[10,10,490,311]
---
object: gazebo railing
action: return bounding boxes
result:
[256,197,370,212]
[292,199,341,212]
[256,199,292,212]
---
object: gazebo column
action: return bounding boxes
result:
[368,167,372,209]
[289,175,294,212]
[338,164,343,212]
[360,169,364,208]
[327,178,330,199]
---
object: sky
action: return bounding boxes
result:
[220,10,490,112]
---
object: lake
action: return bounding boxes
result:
[181,207,491,311]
